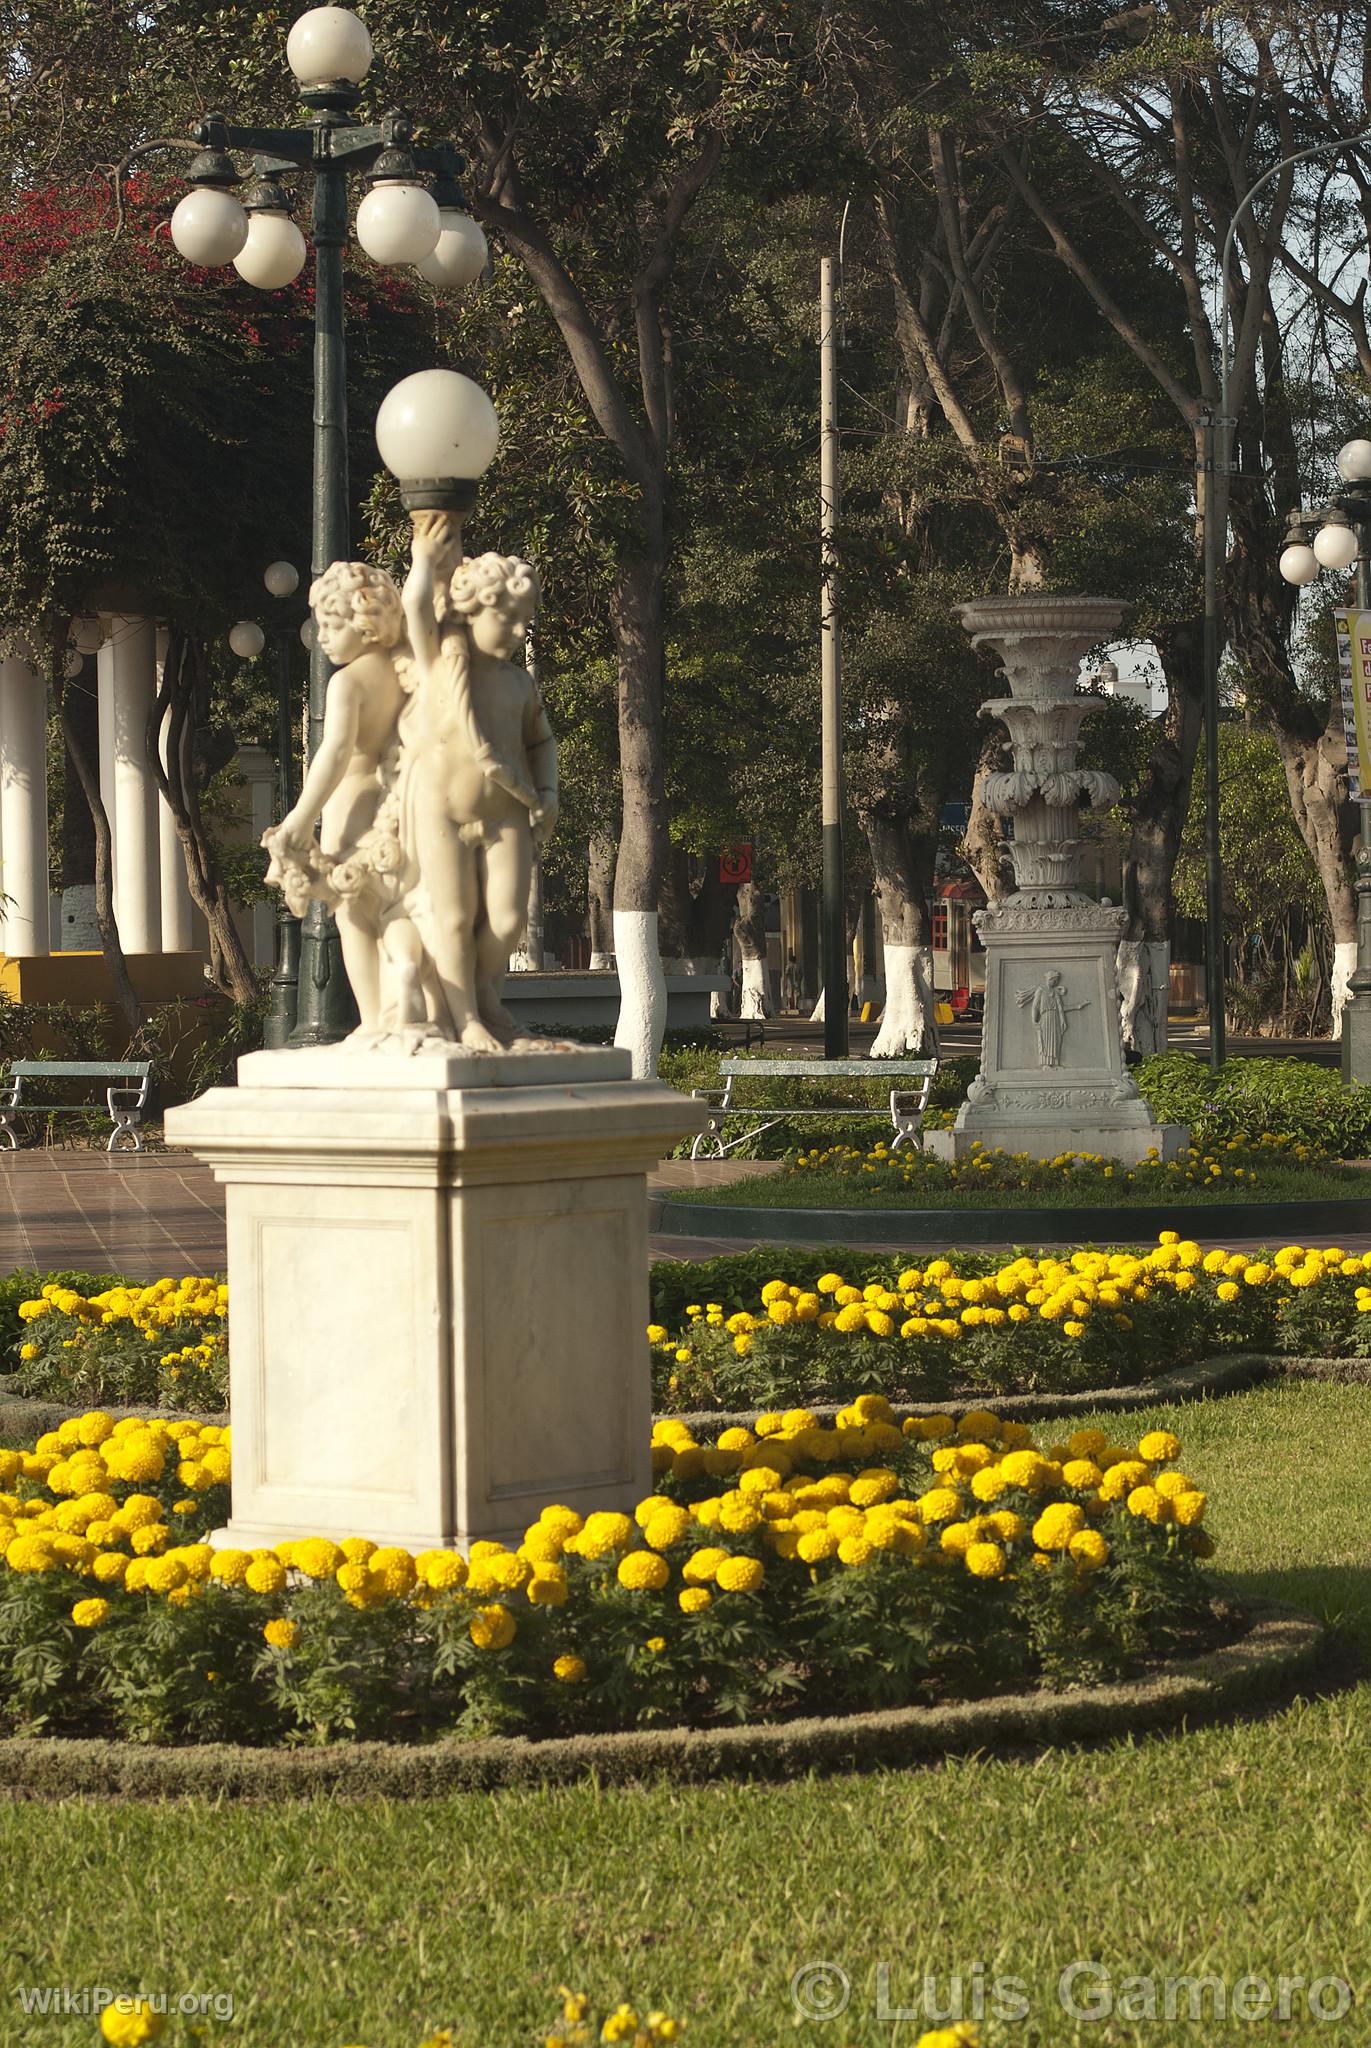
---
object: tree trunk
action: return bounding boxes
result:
[1114,615,1205,1054]
[609,539,670,1076]
[1269,710,1356,1034]
[51,645,143,1041]
[149,631,259,1007]
[864,810,939,1057]
[963,724,1012,903]
[588,833,616,968]
[735,879,772,1019]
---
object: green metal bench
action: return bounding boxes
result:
[0,1060,153,1153]
[689,1055,938,1161]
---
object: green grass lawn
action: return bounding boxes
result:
[672,1159,1369,1210]
[0,1380,1367,2047]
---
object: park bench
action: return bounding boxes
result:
[0,1060,153,1154]
[689,1055,938,1161]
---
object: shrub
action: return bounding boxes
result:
[1137,1052,1371,1156]
[0,1400,1216,1744]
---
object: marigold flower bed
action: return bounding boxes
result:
[0,1396,1218,1747]
[13,1277,228,1413]
[650,1233,1371,1409]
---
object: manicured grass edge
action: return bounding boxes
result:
[0,1596,1324,1799]
[656,1193,1371,1244]
[0,1379,225,1441]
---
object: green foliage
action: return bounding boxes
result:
[1137,1052,1371,1156]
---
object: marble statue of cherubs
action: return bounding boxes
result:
[261,560,413,1038]
[401,512,558,1051]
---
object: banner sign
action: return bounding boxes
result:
[1334,608,1371,800]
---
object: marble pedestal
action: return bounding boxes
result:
[925,904,1187,1164]
[165,1045,705,1551]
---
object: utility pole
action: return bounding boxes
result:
[820,256,848,1056]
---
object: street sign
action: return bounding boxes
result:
[1335,609,1371,799]
[720,844,753,885]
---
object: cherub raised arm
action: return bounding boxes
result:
[261,560,412,1038]
[399,520,557,1049]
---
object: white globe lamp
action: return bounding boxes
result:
[356,176,441,267]
[265,560,301,598]
[171,186,249,267]
[1278,542,1320,587]
[1337,438,1371,484]
[300,618,315,651]
[70,616,105,655]
[375,369,500,509]
[1313,518,1360,572]
[229,620,267,659]
[63,650,84,680]
[416,209,488,291]
[286,5,374,89]
[234,210,308,290]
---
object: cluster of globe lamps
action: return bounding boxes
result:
[1278,438,1371,586]
[167,5,488,292]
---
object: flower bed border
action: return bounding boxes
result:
[0,1379,224,1444]
[656,1192,1371,1246]
[0,1596,1324,1799]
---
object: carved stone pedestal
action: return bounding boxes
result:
[165,1045,704,1551]
[926,596,1186,1166]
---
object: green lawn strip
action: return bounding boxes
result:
[0,1381,1366,2048]
[668,1160,1367,1209]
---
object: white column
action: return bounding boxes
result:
[155,629,196,952]
[96,637,116,897]
[103,616,160,952]
[236,746,277,968]
[0,653,51,956]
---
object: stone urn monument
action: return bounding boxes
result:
[926,595,1185,1165]
[166,370,704,1554]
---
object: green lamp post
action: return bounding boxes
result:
[165,3,487,1043]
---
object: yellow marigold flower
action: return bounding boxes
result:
[939,1521,974,1554]
[849,1470,897,1507]
[964,1540,1006,1579]
[1189,1528,1217,1558]
[796,1528,839,1563]
[617,1550,670,1591]
[71,1597,111,1628]
[681,1545,730,1583]
[1069,1530,1110,1569]
[293,1537,344,1579]
[646,1323,668,1343]
[539,1505,584,1540]
[1062,1459,1103,1491]
[144,1556,189,1595]
[714,1554,764,1593]
[918,1488,962,1524]
[837,1533,874,1566]
[573,1510,635,1558]
[100,1997,167,2045]
[469,1602,516,1650]
[717,1492,763,1535]
[1172,1490,1207,1526]
[967,1466,1006,1504]
[1138,1430,1180,1464]
[642,1505,692,1550]
[553,1653,587,1683]
[1099,1459,1150,1501]
[1126,1485,1173,1524]
[1032,1503,1085,1551]
[679,1585,712,1613]
[244,1556,287,1596]
[989,1511,1026,1543]
[263,1617,298,1650]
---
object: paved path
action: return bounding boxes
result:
[3,1149,1370,1277]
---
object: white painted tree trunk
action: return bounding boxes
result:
[1331,939,1358,1040]
[589,951,613,971]
[870,942,939,1056]
[810,988,825,1022]
[1117,939,1170,1057]
[613,909,667,1077]
[739,955,772,1019]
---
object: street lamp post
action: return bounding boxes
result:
[162,3,487,1044]
[1278,440,1371,1079]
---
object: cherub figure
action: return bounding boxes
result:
[401,515,558,1050]
[261,560,414,1038]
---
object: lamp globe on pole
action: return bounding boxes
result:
[356,149,442,266]
[285,4,374,89]
[1338,438,1371,485]
[229,620,267,659]
[265,559,301,598]
[171,151,249,265]
[375,368,500,510]
[415,154,488,291]
[1278,525,1320,587]
[234,173,308,290]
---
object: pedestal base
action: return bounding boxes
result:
[925,1118,1188,1165]
[165,1046,704,1551]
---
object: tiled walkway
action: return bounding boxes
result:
[3,1148,1371,1277]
